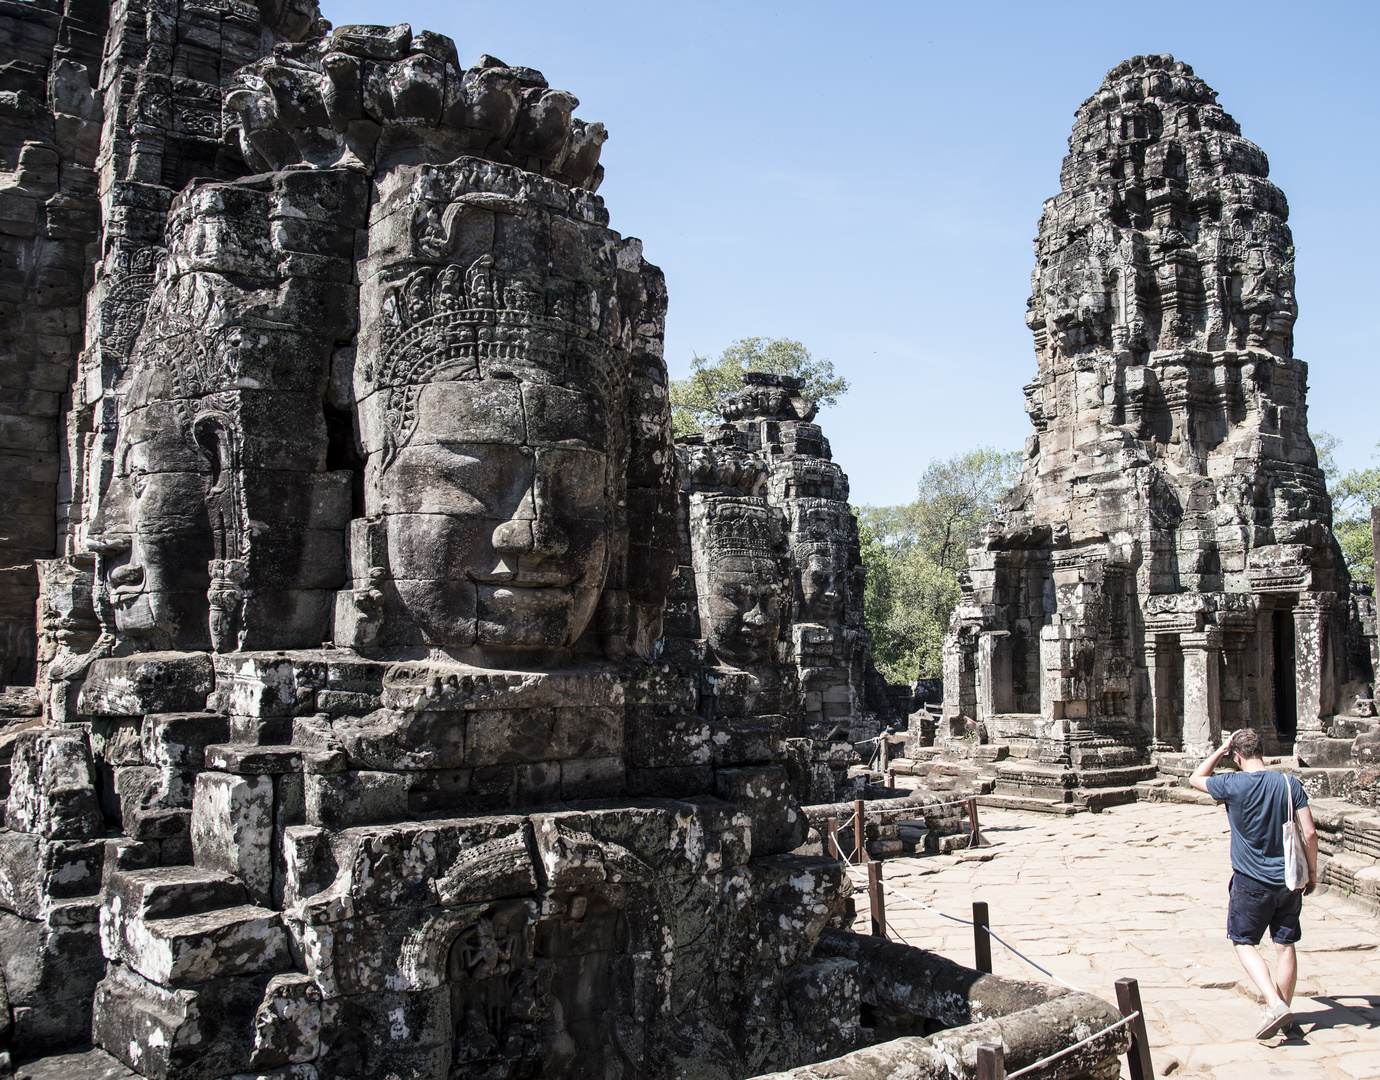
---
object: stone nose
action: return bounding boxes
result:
[491,485,569,560]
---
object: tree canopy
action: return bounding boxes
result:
[858,447,1023,683]
[1314,430,1379,585]
[670,337,848,435]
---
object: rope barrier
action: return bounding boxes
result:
[851,873,1085,993]
[1003,1012,1139,1079]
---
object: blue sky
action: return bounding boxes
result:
[321,0,1380,506]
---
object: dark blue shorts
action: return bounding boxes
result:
[1227,872,1303,945]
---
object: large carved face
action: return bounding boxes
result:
[689,496,784,667]
[375,380,611,651]
[701,554,783,666]
[90,401,213,649]
[799,549,844,623]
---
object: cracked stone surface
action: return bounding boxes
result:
[852,802,1380,1080]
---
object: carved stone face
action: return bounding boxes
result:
[701,555,783,665]
[799,551,844,622]
[91,402,213,649]
[374,380,611,652]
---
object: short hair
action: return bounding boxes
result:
[1230,728,1263,759]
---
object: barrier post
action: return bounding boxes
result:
[879,732,889,774]
[967,797,988,847]
[976,1042,1005,1080]
[854,799,868,864]
[1114,977,1154,1080]
[886,768,895,789]
[826,816,841,861]
[868,861,887,939]
[973,900,992,973]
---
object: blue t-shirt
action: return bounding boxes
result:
[1205,769,1308,886]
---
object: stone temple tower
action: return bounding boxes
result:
[943,54,1368,806]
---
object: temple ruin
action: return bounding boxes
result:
[940,54,1373,809]
[0,2,1135,1078]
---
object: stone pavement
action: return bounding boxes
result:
[850,802,1380,1080]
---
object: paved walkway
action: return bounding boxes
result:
[850,802,1380,1080]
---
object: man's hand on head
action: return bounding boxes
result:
[1189,734,1236,792]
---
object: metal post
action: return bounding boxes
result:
[967,797,986,847]
[1115,977,1154,1080]
[826,816,841,860]
[868,861,887,939]
[854,798,868,864]
[973,900,992,973]
[976,1042,1005,1080]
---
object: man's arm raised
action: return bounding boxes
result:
[1189,734,1235,794]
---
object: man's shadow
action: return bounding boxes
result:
[1279,995,1380,1041]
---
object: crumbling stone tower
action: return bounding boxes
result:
[944,55,1366,804]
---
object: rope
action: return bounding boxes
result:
[857,875,1085,993]
[1003,1012,1139,1079]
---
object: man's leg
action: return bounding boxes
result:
[1273,942,1297,1006]
[1233,943,1285,1008]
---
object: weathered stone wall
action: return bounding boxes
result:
[0,0,108,686]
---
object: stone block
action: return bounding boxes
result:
[101,898,291,987]
[0,832,104,917]
[191,772,275,905]
[0,909,105,1057]
[250,972,322,1068]
[143,713,230,770]
[304,770,409,829]
[92,962,271,1080]
[783,955,860,1062]
[204,744,305,774]
[561,755,624,800]
[5,729,102,839]
[79,653,214,716]
[331,707,466,770]
[713,765,806,858]
[295,815,534,919]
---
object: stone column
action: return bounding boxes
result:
[1293,596,1331,736]
[1144,635,1177,750]
[1180,629,1223,758]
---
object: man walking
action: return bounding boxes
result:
[1189,728,1317,1039]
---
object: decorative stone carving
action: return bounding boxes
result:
[944,55,1369,805]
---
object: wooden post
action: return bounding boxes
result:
[967,797,986,847]
[886,768,895,789]
[879,732,889,774]
[854,799,868,864]
[826,816,841,860]
[976,1042,1005,1080]
[868,861,887,938]
[1115,977,1154,1080]
[972,900,992,973]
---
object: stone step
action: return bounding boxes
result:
[203,743,308,773]
[976,794,1081,815]
[1076,785,1141,810]
[104,902,293,987]
[107,866,248,920]
[1295,736,1359,769]
[1135,779,1217,806]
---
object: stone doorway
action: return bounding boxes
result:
[1272,608,1298,739]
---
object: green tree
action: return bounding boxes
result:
[669,337,848,435]
[1312,430,1378,585]
[858,447,1023,683]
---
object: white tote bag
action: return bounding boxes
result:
[1282,775,1308,891]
